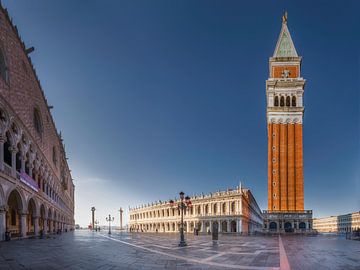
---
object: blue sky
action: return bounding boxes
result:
[3,0,359,226]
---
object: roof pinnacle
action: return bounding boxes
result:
[282,11,288,24]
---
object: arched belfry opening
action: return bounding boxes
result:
[274,96,279,107]
[280,96,285,107]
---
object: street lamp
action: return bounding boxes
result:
[106,214,114,235]
[94,219,99,231]
[169,191,192,247]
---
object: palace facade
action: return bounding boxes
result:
[129,185,263,234]
[264,13,313,233]
[313,212,360,233]
[0,4,75,240]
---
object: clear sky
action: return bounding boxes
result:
[3,0,359,227]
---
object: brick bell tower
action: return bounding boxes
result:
[266,12,305,212]
[264,13,312,233]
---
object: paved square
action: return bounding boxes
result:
[0,231,359,269]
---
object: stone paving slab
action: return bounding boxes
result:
[0,230,359,269]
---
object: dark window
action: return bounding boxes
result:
[231,202,235,213]
[33,108,43,135]
[4,139,11,166]
[52,146,57,165]
[0,48,8,83]
[292,96,297,107]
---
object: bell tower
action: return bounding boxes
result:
[266,12,305,212]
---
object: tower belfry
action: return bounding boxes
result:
[264,13,313,233]
[266,13,305,212]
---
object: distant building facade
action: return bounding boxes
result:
[313,212,360,233]
[264,14,312,233]
[0,4,75,240]
[129,185,263,234]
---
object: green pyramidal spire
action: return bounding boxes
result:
[273,13,298,57]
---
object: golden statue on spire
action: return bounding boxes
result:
[282,11,288,24]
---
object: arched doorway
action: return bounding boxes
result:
[299,222,306,231]
[269,222,277,231]
[6,190,23,237]
[190,221,194,232]
[212,221,219,233]
[197,222,202,232]
[221,221,228,232]
[205,221,210,233]
[284,222,293,233]
[230,220,237,232]
[27,198,37,235]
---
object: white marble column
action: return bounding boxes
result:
[201,220,205,233]
[227,219,231,232]
[237,218,242,234]
[219,220,222,232]
[10,147,17,178]
[0,206,6,241]
[29,164,34,178]
[20,155,25,174]
[239,198,243,215]
[34,216,39,236]
[21,213,27,237]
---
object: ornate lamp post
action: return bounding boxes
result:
[106,214,114,235]
[94,219,99,231]
[169,191,192,247]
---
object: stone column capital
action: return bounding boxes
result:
[0,205,8,212]
[9,146,18,153]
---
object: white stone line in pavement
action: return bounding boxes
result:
[278,235,291,270]
[201,252,226,262]
[100,234,280,270]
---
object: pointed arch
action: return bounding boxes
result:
[6,189,25,235]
